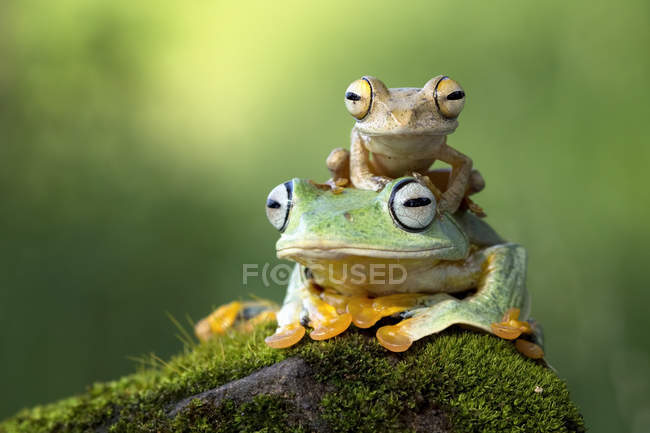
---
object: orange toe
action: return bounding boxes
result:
[508,318,532,334]
[320,290,351,315]
[351,308,382,328]
[376,325,413,352]
[265,323,306,349]
[492,307,532,340]
[194,318,213,342]
[515,339,545,359]
[490,322,523,340]
[347,297,381,328]
[310,313,352,340]
[348,294,421,329]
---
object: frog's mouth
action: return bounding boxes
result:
[276,243,456,261]
[358,124,457,140]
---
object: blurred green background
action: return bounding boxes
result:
[1,0,649,431]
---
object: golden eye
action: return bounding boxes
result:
[434,77,465,118]
[344,78,372,120]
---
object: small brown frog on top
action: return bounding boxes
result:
[332,75,483,214]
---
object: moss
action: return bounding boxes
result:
[0,323,585,433]
[169,395,306,433]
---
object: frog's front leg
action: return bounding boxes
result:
[265,265,352,349]
[376,243,530,352]
[264,265,306,348]
[435,144,473,213]
[349,129,391,191]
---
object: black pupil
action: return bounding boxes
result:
[403,197,431,207]
[447,90,465,100]
[345,92,362,101]
[266,199,281,209]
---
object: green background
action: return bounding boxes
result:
[1,1,648,431]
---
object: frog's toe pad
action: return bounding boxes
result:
[265,324,306,349]
[376,325,413,352]
[491,308,532,340]
[347,298,382,328]
[515,339,545,359]
[491,322,523,340]
[352,308,382,328]
[310,313,352,340]
[195,318,213,342]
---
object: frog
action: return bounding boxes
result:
[259,176,544,357]
[340,75,481,214]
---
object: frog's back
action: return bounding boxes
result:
[452,211,505,247]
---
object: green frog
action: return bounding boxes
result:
[257,176,543,357]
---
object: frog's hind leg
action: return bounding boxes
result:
[376,243,530,352]
[195,299,278,342]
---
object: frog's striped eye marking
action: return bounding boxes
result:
[434,77,466,119]
[344,78,372,120]
[389,179,437,232]
[265,181,293,232]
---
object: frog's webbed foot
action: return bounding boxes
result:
[491,308,545,359]
[265,282,352,349]
[346,293,427,328]
[195,300,278,342]
[491,307,532,339]
[324,178,349,194]
[338,291,456,352]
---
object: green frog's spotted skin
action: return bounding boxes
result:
[264,177,539,353]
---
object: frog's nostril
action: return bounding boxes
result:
[343,212,353,222]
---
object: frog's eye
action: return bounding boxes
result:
[266,181,293,232]
[344,78,372,120]
[389,179,437,232]
[434,77,465,119]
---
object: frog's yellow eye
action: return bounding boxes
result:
[266,181,293,232]
[389,179,436,232]
[434,77,465,119]
[344,78,372,120]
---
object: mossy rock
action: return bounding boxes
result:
[0,323,585,433]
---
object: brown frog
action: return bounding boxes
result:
[335,75,482,213]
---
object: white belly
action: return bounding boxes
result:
[363,134,445,177]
